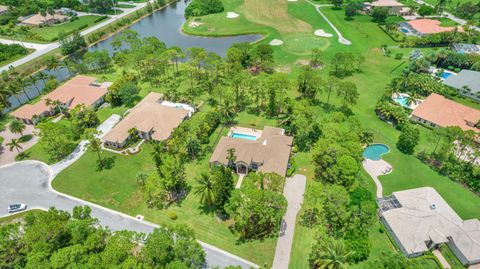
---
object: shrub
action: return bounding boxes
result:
[184,0,224,18]
[417,5,434,16]
[394,53,403,60]
[167,210,177,220]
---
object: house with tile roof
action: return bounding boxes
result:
[209,126,293,176]
[379,187,480,266]
[402,19,462,36]
[11,75,109,124]
[102,92,191,149]
[410,93,480,132]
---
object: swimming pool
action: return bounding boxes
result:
[363,144,390,161]
[392,95,409,108]
[440,72,453,79]
[399,28,409,33]
[231,133,257,141]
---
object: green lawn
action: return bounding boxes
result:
[30,15,106,42]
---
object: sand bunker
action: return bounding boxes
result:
[287,0,298,2]
[314,29,333,37]
[269,39,284,46]
[226,12,240,18]
[189,21,203,28]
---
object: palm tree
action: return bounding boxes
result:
[359,131,374,145]
[47,7,55,25]
[151,141,166,169]
[227,148,236,167]
[36,72,49,86]
[312,240,353,269]
[28,74,42,96]
[6,138,23,153]
[0,79,11,108]
[9,120,26,137]
[16,76,32,101]
[45,56,60,75]
[7,80,23,105]
[45,98,64,114]
[194,173,216,206]
[39,9,47,25]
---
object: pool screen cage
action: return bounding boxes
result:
[378,195,403,212]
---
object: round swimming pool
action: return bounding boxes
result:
[363,144,390,161]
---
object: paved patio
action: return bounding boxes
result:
[362,159,393,198]
[0,124,38,166]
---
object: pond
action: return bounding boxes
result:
[6,0,262,111]
[88,0,262,56]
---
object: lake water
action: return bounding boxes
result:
[6,0,262,111]
[89,0,261,56]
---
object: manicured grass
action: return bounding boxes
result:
[434,17,460,27]
[30,16,105,42]
[117,4,136,8]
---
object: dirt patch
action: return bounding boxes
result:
[240,0,312,34]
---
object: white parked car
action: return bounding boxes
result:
[7,204,27,213]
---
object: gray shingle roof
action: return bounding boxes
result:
[443,70,480,93]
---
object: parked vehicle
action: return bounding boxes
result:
[7,204,27,213]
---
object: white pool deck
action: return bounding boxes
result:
[228,126,263,139]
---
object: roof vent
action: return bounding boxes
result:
[430,203,436,210]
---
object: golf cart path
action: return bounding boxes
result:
[304,0,352,45]
[272,174,307,269]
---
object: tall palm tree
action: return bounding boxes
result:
[9,120,26,137]
[36,71,49,86]
[45,56,60,75]
[151,141,166,170]
[0,79,11,108]
[312,240,353,269]
[194,173,216,207]
[16,77,32,101]
[7,80,23,105]
[28,74,42,96]
[6,138,23,153]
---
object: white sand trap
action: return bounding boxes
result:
[226,12,239,18]
[287,0,298,2]
[269,39,284,46]
[314,29,333,37]
[189,21,203,28]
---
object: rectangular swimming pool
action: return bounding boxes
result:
[231,133,257,141]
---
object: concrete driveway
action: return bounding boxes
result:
[272,174,307,269]
[0,161,258,269]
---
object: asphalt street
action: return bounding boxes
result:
[0,161,258,269]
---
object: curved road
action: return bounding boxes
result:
[0,161,258,269]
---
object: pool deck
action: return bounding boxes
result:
[228,126,263,139]
[362,159,392,198]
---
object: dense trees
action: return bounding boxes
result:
[184,0,224,18]
[0,207,205,268]
[226,172,287,239]
[59,30,86,55]
[396,124,420,154]
[37,121,76,162]
[0,43,28,62]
